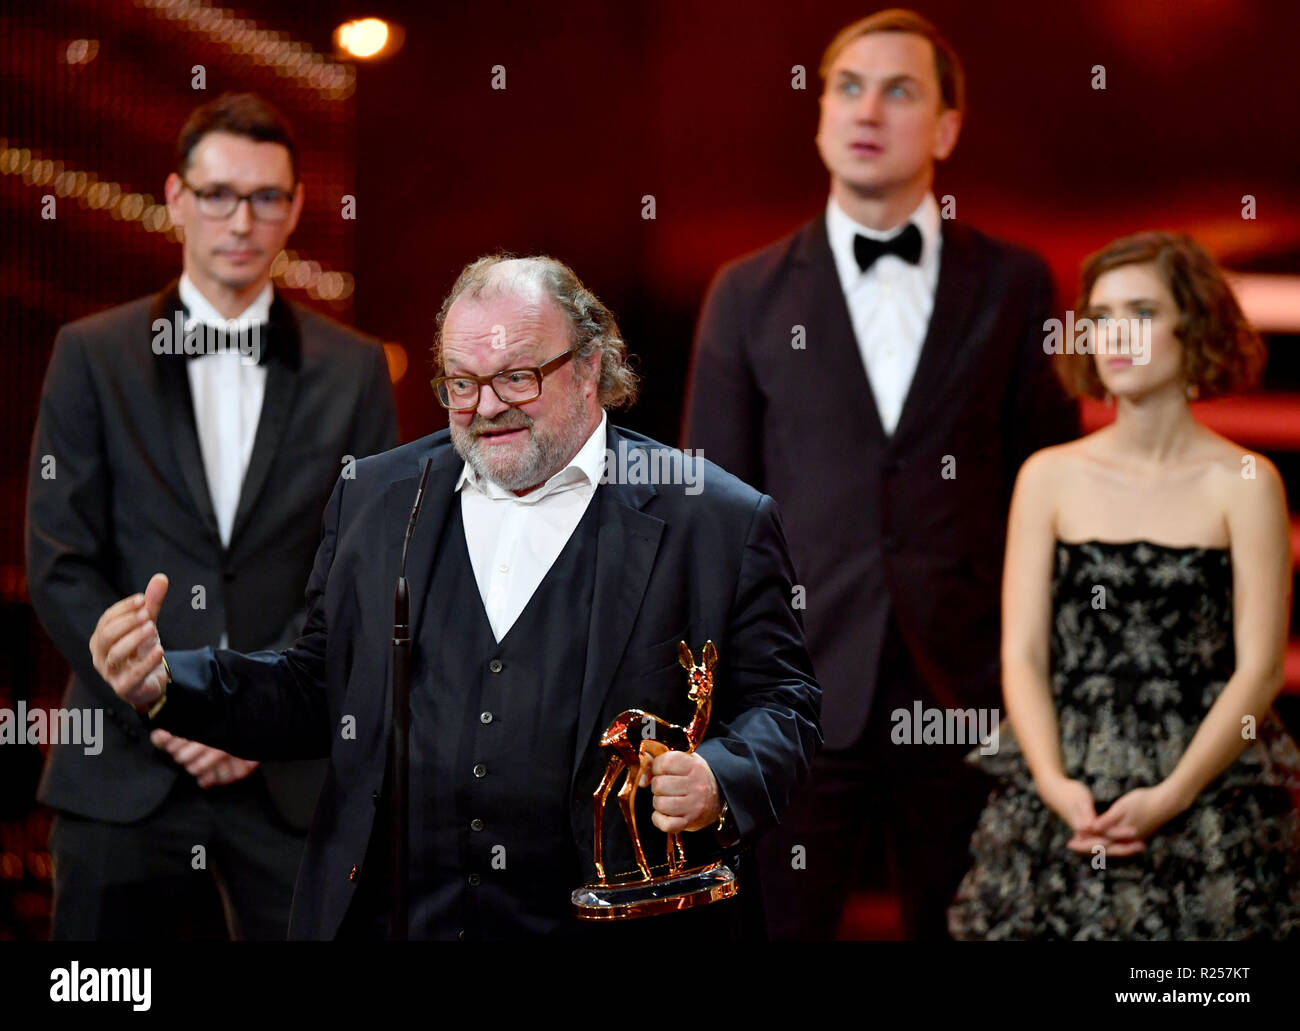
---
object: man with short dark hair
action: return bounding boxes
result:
[26,92,398,939]
[89,254,821,941]
[683,10,1079,939]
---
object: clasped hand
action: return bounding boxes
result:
[1040,776,1183,858]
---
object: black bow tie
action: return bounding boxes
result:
[853,223,922,272]
[181,318,276,365]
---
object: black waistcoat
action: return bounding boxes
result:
[342,492,600,940]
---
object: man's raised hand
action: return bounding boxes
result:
[90,573,170,711]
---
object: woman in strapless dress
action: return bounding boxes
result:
[948,231,1300,940]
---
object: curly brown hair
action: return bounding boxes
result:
[1056,231,1265,401]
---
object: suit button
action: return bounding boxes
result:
[348,865,358,882]
[488,659,503,673]
[468,873,480,886]
[223,567,235,582]
[473,763,487,778]
[371,790,379,805]
[458,930,465,941]
[479,711,493,724]
[470,818,484,832]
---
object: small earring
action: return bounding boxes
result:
[1186,383,1200,400]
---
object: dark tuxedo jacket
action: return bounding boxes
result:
[153,424,822,939]
[683,215,1079,750]
[26,281,398,829]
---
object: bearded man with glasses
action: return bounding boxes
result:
[87,253,821,942]
[26,92,397,940]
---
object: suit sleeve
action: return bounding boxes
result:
[695,493,822,849]
[681,267,764,490]
[350,343,399,458]
[151,471,342,760]
[25,326,132,709]
[1004,256,1080,495]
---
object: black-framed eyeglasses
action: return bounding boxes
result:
[431,347,577,412]
[179,176,295,222]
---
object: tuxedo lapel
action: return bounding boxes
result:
[229,293,302,548]
[792,218,887,442]
[150,282,220,542]
[892,221,985,447]
[570,426,664,789]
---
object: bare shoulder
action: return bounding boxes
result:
[1195,431,1288,542]
[1017,431,1106,487]
[1011,442,1082,537]
[1199,429,1285,494]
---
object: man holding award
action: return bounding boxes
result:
[88,254,822,940]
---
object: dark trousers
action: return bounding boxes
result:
[756,611,994,940]
[48,770,306,941]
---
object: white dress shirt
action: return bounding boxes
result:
[458,410,608,642]
[179,274,272,550]
[825,192,942,435]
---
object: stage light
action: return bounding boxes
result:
[335,18,403,60]
[337,19,386,58]
[139,0,356,99]
[62,39,99,65]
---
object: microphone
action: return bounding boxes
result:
[399,458,433,586]
[390,456,432,941]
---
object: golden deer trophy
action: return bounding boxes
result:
[572,640,739,920]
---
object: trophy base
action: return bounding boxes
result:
[571,861,738,920]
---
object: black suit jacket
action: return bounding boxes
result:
[26,281,398,828]
[683,215,1079,749]
[153,424,822,939]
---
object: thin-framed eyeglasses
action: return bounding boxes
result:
[179,175,295,222]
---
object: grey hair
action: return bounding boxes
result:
[433,253,639,409]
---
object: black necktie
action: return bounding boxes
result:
[853,223,922,273]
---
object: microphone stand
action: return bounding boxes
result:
[390,457,432,941]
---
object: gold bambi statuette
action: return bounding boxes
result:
[571,640,739,920]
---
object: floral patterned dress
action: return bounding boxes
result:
[947,539,1300,940]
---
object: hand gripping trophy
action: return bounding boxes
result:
[571,640,738,919]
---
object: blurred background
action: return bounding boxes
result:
[3,0,1300,939]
